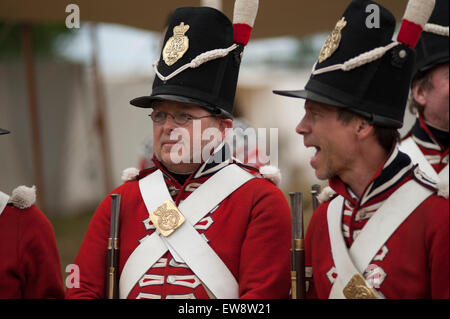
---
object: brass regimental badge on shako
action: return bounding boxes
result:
[149,200,186,237]
[319,17,347,63]
[163,22,190,66]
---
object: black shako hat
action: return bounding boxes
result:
[130,1,259,118]
[0,128,9,135]
[274,0,435,128]
[414,0,449,78]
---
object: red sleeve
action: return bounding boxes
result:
[65,194,112,299]
[238,180,292,299]
[19,205,65,299]
[424,196,449,299]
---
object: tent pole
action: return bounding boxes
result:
[90,23,113,194]
[20,23,46,212]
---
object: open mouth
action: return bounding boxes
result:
[312,146,321,160]
[305,143,321,167]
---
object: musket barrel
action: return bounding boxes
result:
[111,194,120,238]
[290,192,303,239]
[106,194,121,299]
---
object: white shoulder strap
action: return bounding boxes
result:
[327,196,363,299]
[119,169,172,298]
[328,179,433,298]
[399,137,438,180]
[120,164,254,299]
[348,180,433,273]
[0,191,10,217]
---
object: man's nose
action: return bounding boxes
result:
[160,114,179,133]
[162,113,180,128]
[295,116,309,135]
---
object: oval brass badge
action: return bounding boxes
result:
[163,22,190,66]
[318,17,347,63]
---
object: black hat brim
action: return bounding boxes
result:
[273,89,348,109]
[415,56,449,80]
[130,94,232,118]
[273,89,403,128]
[0,128,10,135]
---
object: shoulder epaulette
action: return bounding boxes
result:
[121,167,140,182]
[8,185,36,209]
[235,162,281,186]
[121,165,160,182]
[258,165,281,186]
[317,186,337,204]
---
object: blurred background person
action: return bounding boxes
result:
[0,128,64,299]
[400,0,449,183]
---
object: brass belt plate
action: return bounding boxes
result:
[149,200,186,237]
[343,273,378,299]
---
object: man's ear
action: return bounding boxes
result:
[412,82,428,108]
[355,118,374,140]
[218,118,233,139]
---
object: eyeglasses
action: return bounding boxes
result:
[149,111,216,125]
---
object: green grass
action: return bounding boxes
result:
[49,210,93,284]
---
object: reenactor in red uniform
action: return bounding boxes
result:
[66,1,291,299]
[0,127,64,298]
[400,0,449,184]
[274,0,448,299]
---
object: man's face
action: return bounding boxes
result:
[296,100,358,180]
[152,100,231,174]
[415,62,449,131]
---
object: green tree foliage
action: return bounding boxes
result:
[0,23,75,59]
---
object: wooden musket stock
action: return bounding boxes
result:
[289,192,305,299]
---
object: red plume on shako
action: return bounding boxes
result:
[233,0,259,46]
[397,0,436,48]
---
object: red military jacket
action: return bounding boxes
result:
[403,114,449,174]
[305,147,449,299]
[0,187,64,299]
[66,148,291,299]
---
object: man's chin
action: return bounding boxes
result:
[158,153,199,173]
[161,153,186,166]
[163,161,201,175]
[313,167,330,181]
[314,172,328,181]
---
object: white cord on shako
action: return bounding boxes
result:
[311,41,401,76]
[153,44,239,82]
[423,23,449,37]
[310,0,438,76]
